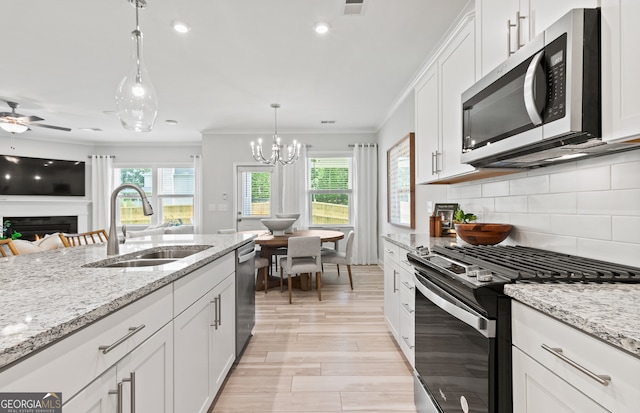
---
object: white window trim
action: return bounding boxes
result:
[306,152,353,227]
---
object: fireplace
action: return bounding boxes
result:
[4,216,78,241]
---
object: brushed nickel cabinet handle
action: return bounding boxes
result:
[109,382,123,413]
[99,325,146,354]
[402,336,415,349]
[541,344,611,386]
[402,303,415,313]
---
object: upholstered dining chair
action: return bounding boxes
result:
[59,229,109,247]
[0,239,19,257]
[279,236,322,304]
[321,230,355,290]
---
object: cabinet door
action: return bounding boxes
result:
[383,251,400,339]
[439,20,476,180]
[211,274,236,396]
[174,289,217,413]
[602,0,640,143]
[477,0,520,75]
[62,367,117,413]
[117,323,174,413]
[513,347,608,412]
[415,65,440,184]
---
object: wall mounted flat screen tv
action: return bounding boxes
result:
[0,154,86,196]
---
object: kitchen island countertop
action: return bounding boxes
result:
[0,233,255,370]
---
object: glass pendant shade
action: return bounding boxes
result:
[115,29,158,132]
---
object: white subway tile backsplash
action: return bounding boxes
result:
[510,213,550,233]
[611,161,640,189]
[482,181,510,197]
[612,216,640,243]
[577,238,640,267]
[549,170,578,193]
[510,175,549,195]
[444,152,640,266]
[495,196,528,213]
[528,193,576,214]
[578,189,640,216]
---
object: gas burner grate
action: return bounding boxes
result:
[431,245,640,283]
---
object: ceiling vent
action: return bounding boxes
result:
[344,0,366,15]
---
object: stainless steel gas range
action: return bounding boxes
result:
[407,245,640,413]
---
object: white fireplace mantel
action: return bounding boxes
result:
[0,198,90,233]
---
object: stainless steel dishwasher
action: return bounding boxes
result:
[235,241,256,358]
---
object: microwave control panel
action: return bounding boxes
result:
[544,34,567,123]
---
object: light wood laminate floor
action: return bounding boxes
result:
[211,265,417,413]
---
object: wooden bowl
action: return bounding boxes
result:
[454,223,513,246]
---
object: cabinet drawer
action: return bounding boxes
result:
[399,282,415,315]
[399,305,415,367]
[383,241,400,265]
[174,252,234,316]
[0,285,173,401]
[397,248,414,276]
[512,301,640,412]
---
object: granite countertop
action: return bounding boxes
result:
[505,284,640,358]
[0,233,255,370]
[382,233,459,250]
[383,233,640,359]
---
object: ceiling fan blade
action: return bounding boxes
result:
[28,123,71,132]
[20,115,44,122]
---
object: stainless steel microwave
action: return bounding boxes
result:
[461,8,602,168]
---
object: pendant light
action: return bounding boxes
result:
[250,104,301,165]
[115,0,158,132]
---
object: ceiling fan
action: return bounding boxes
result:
[0,101,71,134]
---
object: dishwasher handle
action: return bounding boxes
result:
[238,248,256,264]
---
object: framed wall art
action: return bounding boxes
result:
[387,133,415,228]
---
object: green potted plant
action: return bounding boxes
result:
[1,220,22,240]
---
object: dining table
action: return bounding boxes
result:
[247,229,345,291]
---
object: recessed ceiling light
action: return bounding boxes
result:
[173,21,191,34]
[314,23,330,34]
[165,119,178,125]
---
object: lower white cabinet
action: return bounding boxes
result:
[512,301,640,413]
[383,239,415,366]
[174,272,236,413]
[64,322,174,413]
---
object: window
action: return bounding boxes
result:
[308,156,352,226]
[115,166,195,226]
[239,169,272,218]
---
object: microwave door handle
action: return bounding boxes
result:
[524,50,545,126]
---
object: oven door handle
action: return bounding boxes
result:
[414,275,496,338]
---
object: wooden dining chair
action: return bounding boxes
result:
[279,236,322,304]
[0,239,19,257]
[59,229,109,247]
[321,230,355,290]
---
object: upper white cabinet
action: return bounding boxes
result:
[601,0,640,143]
[476,0,598,76]
[415,17,476,184]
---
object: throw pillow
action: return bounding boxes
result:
[12,239,45,255]
[34,233,65,250]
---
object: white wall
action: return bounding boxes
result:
[201,132,376,234]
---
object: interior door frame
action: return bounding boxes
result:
[233,163,280,231]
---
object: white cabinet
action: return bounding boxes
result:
[512,301,640,412]
[601,0,640,143]
[477,0,530,76]
[415,17,476,184]
[383,240,415,366]
[64,323,173,413]
[476,0,597,76]
[174,260,235,413]
[383,241,400,340]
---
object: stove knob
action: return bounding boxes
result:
[477,270,493,282]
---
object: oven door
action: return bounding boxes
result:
[413,272,495,413]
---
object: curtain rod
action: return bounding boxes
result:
[348,143,377,147]
[87,155,115,158]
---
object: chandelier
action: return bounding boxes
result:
[115,0,158,132]
[250,104,301,165]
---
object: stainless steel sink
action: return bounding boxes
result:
[100,258,178,268]
[136,249,203,260]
